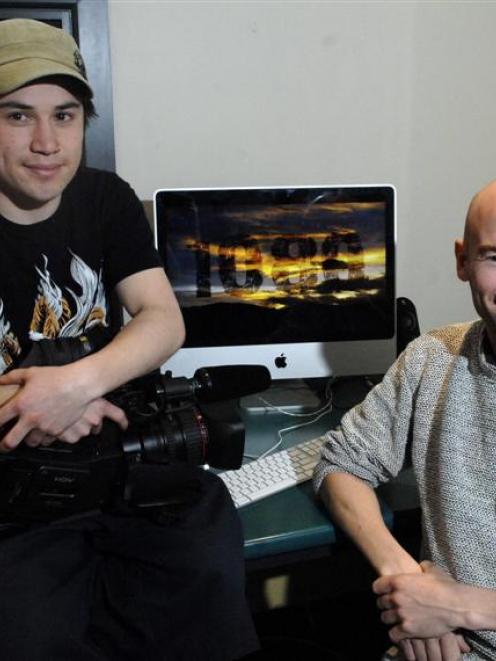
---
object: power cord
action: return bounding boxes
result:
[244,378,334,461]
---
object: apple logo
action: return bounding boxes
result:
[274,353,287,369]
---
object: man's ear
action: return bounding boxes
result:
[455,239,469,281]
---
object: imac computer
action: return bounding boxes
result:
[153,185,396,400]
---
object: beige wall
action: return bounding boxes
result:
[107,0,496,332]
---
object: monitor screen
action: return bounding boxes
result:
[154,185,396,380]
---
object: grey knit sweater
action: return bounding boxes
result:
[313,320,496,660]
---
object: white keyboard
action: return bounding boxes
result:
[219,437,324,508]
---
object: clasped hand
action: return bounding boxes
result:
[373,561,470,661]
[0,364,127,451]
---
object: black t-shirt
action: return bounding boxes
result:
[0,168,162,373]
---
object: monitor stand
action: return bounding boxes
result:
[240,378,325,414]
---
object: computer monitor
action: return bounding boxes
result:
[153,184,396,385]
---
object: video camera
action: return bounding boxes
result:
[0,333,271,523]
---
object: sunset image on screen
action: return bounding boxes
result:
[159,188,394,347]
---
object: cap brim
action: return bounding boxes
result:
[0,58,93,97]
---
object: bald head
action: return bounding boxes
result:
[464,180,496,249]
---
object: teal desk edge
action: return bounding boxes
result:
[240,481,394,560]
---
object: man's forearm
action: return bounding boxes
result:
[320,472,420,576]
[70,304,184,401]
[321,473,476,655]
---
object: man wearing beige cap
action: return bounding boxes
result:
[0,18,258,661]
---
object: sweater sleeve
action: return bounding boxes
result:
[313,343,421,493]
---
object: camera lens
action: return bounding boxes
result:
[122,406,209,466]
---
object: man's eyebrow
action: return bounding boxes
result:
[476,244,496,254]
[55,101,82,110]
[0,101,33,110]
[0,100,82,110]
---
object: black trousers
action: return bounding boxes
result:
[0,468,258,661]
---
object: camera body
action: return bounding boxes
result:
[0,334,270,523]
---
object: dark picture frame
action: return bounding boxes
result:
[0,0,115,171]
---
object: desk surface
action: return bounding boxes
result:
[237,377,400,562]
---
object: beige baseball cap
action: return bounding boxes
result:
[0,18,93,97]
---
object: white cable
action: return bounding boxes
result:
[252,376,335,418]
[244,389,333,461]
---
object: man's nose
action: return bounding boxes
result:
[30,119,60,155]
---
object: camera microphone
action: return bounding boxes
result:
[160,365,271,403]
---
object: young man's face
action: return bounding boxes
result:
[0,82,84,223]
